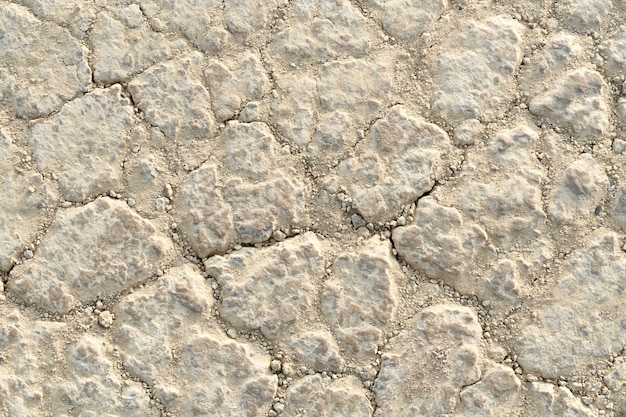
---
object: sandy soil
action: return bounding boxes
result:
[0,0,625,416]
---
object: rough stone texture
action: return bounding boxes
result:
[374,304,482,416]
[0,3,91,119]
[176,122,307,257]
[382,0,447,40]
[322,239,400,359]
[90,11,185,84]
[272,74,318,147]
[288,330,345,373]
[0,311,66,417]
[29,85,134,202]
[529,68,609,141]
[8,198,172,313]
[284,375,373,417]
[517,231,626,377]
[430,17,525,122]
[555,0,612,30]
[599,26,626,77]
[317,58,393,123]
[60,335,153,417]
[526,382,598,417]
[204,53,270,122]
[459,364,521,417]
[0,131,58,271]
[393,197,496,295]
[452,125,546,250]
[270,0,371,61]
[128,53,214,139]
[548,154,609,223]
[324,105,453,223]
[16,0,95,39]
[115,264,212,383]
[204,232,324,339]
[174,333,277,417]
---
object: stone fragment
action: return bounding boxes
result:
[517,231,626,377]
[8,198,172,313]
[115,264,212,383]
[392,197,496,294]
[526,382,597,417]
[0,3,91,118]
[322,239,399,359]
[270,0,371,61]
[317,58,392,122]
[29,85,134,202]
[459,364,521,416]
[128,53,214,139]
[91,12,184,84]
[529,68,609,141]
[288,330,344,373]
[61,335,153,417]
[454,119,484,146]
[140,0,228,52]
[326,105,452,223]
[454,125,546,249]
[204,232,324,339]
[0,311,66,417]
[17,0,95,38]
[520,32,584,88]
[284,375,373,417]
[272,74,318,147]
[382,0,447,40]
[176,122,306,257]
[430,17,525,122]
[548,154,609,223]
[173,333,277,417]
[223,0,280,42]
[555,0,612,30]
[308,111,357,162]
[0,132,58,271]
[600,26,626,77]
[373,304,482,416]
[204,53,270,122]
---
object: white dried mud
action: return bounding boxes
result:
[0,0,625,416]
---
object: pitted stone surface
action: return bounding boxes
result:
[8,198,172,313]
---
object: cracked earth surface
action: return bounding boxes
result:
[0,0,625,416]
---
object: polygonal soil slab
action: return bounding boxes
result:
[204,232,325,339]
[373,304,483,416]
[0,3,91,119]
[29,85,135,202]
[8,198,172,313]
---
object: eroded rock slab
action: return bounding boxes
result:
[529,68,609,141]
[204,52,270,122]
[29,85,134,202]
[374,304,482,416]
[600,26,626,77]
[324,105,453,223]
[128,52,214,139]
[91,11,185,84]
[0,3,91,119]
[430,17,525,122]
[176,121,307,257]
[322,239,400,359]
[205,232,325,339]
[392,197,496,295]
[270,0,371,61]
[174,333,277,417]
[8,198,172,313]
[381,0,446,40]
[548,154,609,223]
[115,264,212,384]
[284,375,373,417]
[517,231,626,377]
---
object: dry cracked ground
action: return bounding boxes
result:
[1,0,626,416]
